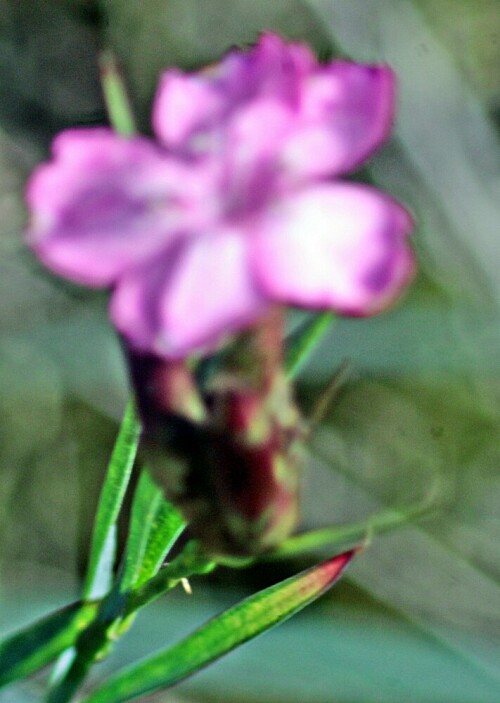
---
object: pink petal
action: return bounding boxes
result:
[252,183,415,315]
[221,99,294,212]
[152,70,223,149]
[152,33,316,152]
[220,32,315,105]
[112,228,268,358]
[157,228,269,356]
[283,63,395,179]
[110,244,184,352]
[26,129,202,286]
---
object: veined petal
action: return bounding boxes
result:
[284,63,395,179]
[26,129,201,286]
[155,228,269,358]
[252,183,415,315]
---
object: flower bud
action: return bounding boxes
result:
[127,349,303,557]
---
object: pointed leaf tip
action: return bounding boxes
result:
[304,547,358,594]
[82,548,358,703]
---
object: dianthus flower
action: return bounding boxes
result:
[26,33,414,358]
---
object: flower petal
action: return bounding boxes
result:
[112,229,269,358]
[156,228,269,356]
[109,244,184,353]
[252,183,415,315]
[218,32,315,105]
[221,99,294,213]
[282,63,395,179]
[152,70,223,149]
[26,129,204,286]
[153,33,315,152]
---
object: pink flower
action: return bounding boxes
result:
[26,33,414,359]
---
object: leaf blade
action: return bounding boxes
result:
[83,549,357,703]
[285,311,335,379]
[118,469,163,592]
[0,602,97,688]
[84,400,141,600]
[134,496,185,588]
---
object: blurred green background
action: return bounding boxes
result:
[0,1,499,701]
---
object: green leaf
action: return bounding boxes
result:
[124,541,216,615]
[99,50,137,136]
[118,469,163,592]
[0,602,97,688]
[46,480,182,701]
[84,400,141,600]
[266,502,432,560]
[82,549,357,703]
[133,497,185,588]
[285,311,335,379]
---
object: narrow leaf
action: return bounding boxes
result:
[99,51,137,136]
[285,311,335,379]
[133,497,185,588]
[83,549,357,703]
[47,489,183,702]
[0,602,97,688]
[84,399,141,600]
[266,504,429,560]
[118,469,163,592]
[124,541,216,615]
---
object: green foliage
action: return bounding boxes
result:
[0,316,368,702]
[0,26,368,703]
[129,483,185,589]
[118,470,165,592]
[285,312,335,379]
[83,400,141,600]
[81,551,355,703]
[0,602,97,687]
